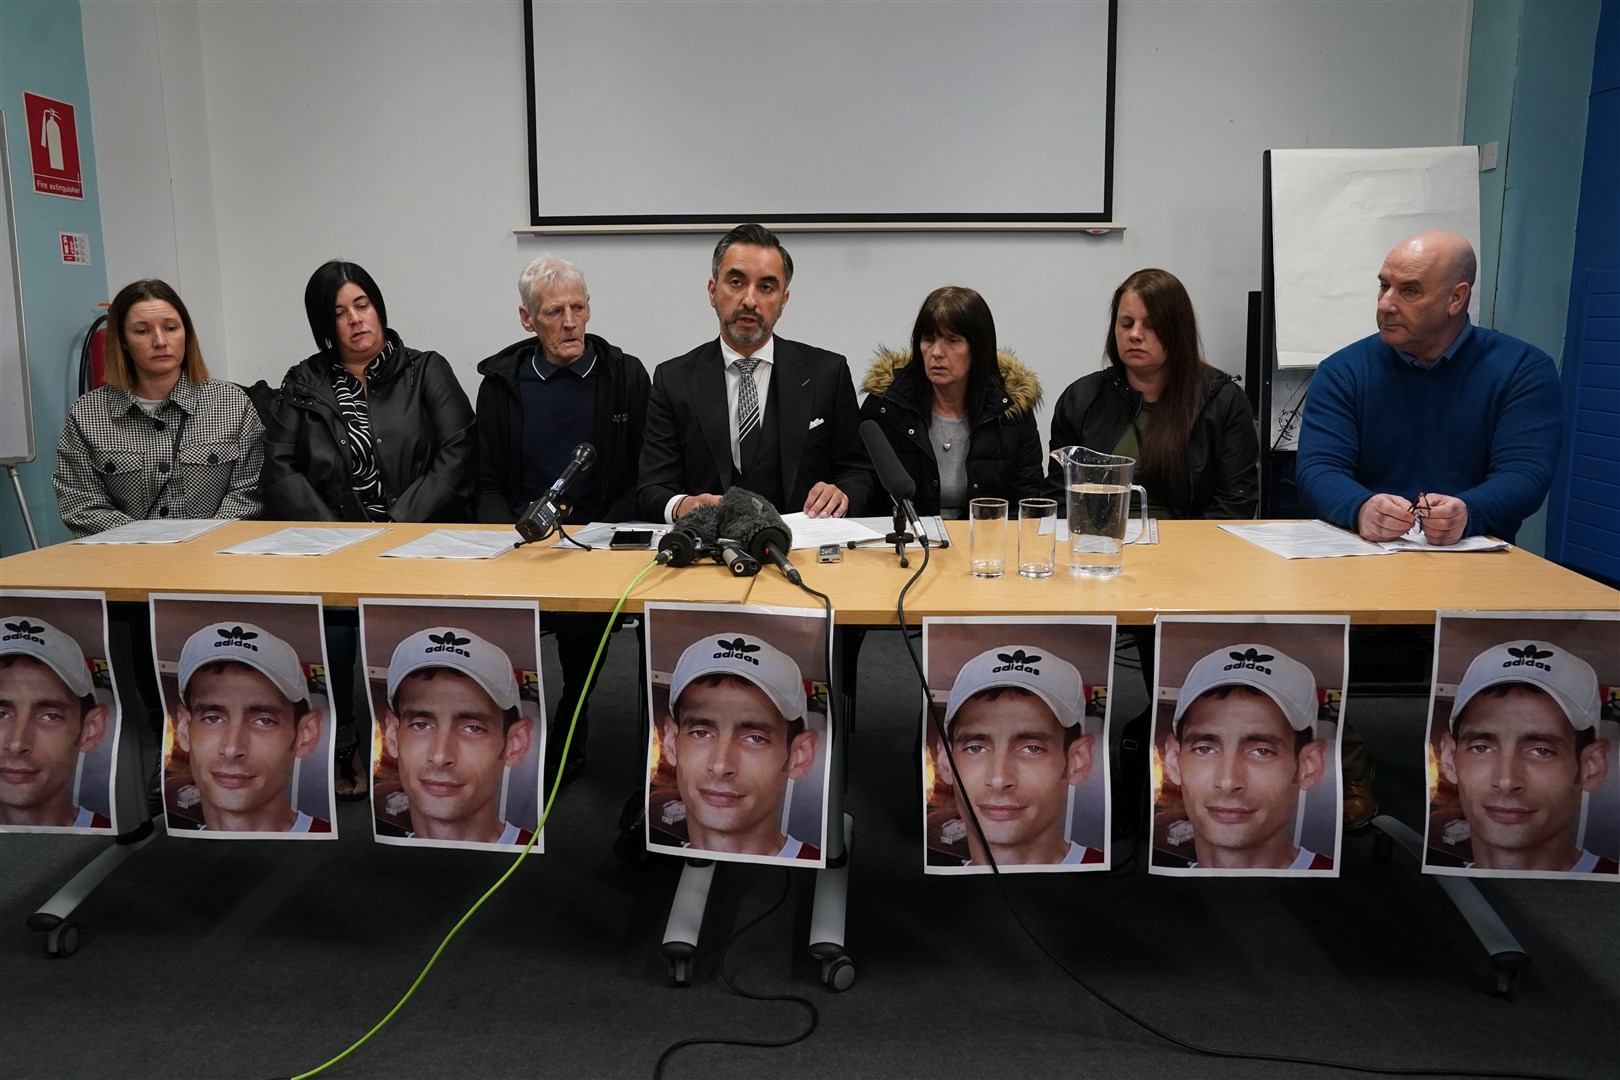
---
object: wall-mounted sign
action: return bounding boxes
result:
[59,233,90,265]
[23,92,83,200]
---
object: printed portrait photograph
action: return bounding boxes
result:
[360,599,544,853]
[922,616,1115,875]
[1150,616,1348,877]
[150,594,335,838]
[1423,611,1618,881]
[0,590,122,834]
[644,602,832,869]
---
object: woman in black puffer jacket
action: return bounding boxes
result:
[858,286,1042,518]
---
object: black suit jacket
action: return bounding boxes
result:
[637,337,872,521]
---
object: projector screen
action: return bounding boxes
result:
[525,0,1116,227]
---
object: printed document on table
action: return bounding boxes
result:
[782,513,883,550]
[1378,524,1510,553]
[381,528,524,559]
[72,519,231,544]
[1220,521,1392,559]
[218,527,384,556]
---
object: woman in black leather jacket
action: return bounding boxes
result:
[1047,268,1257,519]
[263,260,475,524]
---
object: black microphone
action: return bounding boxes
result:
[720,487,801,585]
[656,502,722,566]
[715,533,760,577]
[517,443,596,543]
[858,420,926,543]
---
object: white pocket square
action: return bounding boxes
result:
[807,417,825,430]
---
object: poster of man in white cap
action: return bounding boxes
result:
[0,590,121,834]
[150,595,335,838]
[644,603,832,868]
[1424,611,1618,881]
[1150,616,1348,877]
[922,616,1114,874]
[361,600,544,852]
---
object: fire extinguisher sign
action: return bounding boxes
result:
[24,92,84,200]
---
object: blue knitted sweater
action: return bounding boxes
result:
[1296,325,1562,542]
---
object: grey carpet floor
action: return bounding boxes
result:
[3,628,1614,1080]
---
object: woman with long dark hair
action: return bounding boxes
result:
[1047,268,1257,518]
[859,286,1042,517]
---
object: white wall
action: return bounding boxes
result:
[85,0,1470,451]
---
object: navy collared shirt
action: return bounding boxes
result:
[517,343,601,520]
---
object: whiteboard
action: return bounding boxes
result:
[1269,146,1481,370]
[1,111,36,465]
[525,0,1116,225]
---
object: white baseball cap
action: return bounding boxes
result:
[1451,640,1600,733]
[669,633,812,729]
[387,627,518,713]
[944,645,1084,731]
[0,615,93,699]
[179,622,307,705]
[1173,643,1319,736]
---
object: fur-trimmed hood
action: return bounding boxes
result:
[862,347,1042,417]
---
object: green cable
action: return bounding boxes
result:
[289,558,662,1080]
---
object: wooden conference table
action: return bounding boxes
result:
[3,518,1614,621]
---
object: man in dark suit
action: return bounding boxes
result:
[637,223,870,522]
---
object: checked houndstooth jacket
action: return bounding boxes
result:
[52,376,265,537]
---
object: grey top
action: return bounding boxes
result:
[930,412,971,518]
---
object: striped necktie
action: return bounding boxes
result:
[735,356,762,471]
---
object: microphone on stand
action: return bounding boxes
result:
[517,443,596,544]
[858,421,928,546]
[720,487,801,585]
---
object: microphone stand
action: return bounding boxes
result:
[512,500,593,550]
[845,503,924,568]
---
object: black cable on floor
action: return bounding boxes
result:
[888,549,1573,1080]
[650,870,818,1080]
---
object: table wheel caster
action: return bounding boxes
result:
[1491,951,1529,1000]
[1494,967,1519,1000]
[44,921,80,959]
[820,953,856,992]
[668,956,692,988]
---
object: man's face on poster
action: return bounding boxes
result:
[179,662,321,828]
[1441,685,1610,871]
[386,669,532,840]
[1165,687,1325,869]
[0,657,108,825]
[945,688,1093,865]
[664,675,817,854]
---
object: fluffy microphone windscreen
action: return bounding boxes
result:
[719,487,792,562]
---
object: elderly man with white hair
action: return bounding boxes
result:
[475,254,651,784]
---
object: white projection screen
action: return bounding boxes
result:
[525,0,1117,227]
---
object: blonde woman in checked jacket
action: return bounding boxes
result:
[52,279,264,537]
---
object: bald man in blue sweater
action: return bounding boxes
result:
[1297,231,1563,545]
